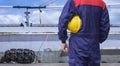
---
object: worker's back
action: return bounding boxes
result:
[58,0,110,45]
[71,0,110,43]
[58,0,110,66]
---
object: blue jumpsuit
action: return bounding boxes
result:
[58,0,110,66]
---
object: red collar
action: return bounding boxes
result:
[74,0,105,9]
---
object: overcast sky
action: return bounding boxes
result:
[0,0,120,25]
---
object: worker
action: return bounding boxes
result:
[58,0,110,66]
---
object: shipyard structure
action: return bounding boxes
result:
[0,26,120,63]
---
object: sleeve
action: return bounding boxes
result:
[99,6,110,43]
[58,0,76,43]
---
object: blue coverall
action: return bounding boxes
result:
[58,0,110,66]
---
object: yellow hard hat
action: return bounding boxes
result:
[67,15,82,33]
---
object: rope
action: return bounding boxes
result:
[40,0,58,6]
[35,34,49,63]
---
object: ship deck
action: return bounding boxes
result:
[0,63,120,66]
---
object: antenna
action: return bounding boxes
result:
[24,8,30,26]
[0,6,46,27]
[39,9,42,24]
[13,6,46,27]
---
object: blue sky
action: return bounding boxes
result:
[0,0,66,6]
[0,0,120,25]
[0,0,66,14]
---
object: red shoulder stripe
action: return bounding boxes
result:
[74,0,81,7]
[74,0,105,10]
